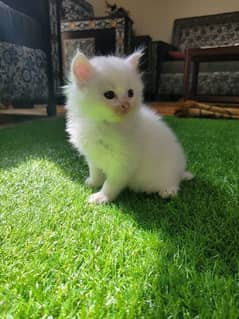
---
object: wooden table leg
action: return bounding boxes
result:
[183,49,191,100]
[191,61,199,99]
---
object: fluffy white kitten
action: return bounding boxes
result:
[65,50,193,204]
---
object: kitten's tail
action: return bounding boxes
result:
[182,171,194,181]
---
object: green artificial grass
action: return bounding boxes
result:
[0,116,238,319]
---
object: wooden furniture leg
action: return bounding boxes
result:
[191,61,199,99]
[183,49,191,100]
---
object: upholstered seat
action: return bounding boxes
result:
[157,11,239,99]
[0,0,61,115]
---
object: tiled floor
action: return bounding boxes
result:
[0,103,180,128]
[0,105,65,128]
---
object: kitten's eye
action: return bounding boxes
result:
[104,90,116,99]
[128,89,134,98]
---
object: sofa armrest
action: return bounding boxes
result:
[157,40,178,50]
[1,0,49,27]
[156,41,178,62]
[0,1,44,49]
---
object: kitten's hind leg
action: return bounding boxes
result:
[157,174,180,198]
[158,186,179,199]
[182,171,194,181]
[85,162,105,188]
[158,171,193,199]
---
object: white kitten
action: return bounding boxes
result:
[65,50,193,204]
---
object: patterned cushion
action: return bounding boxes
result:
[158,72,239,96]
[0,41,48,103]
[61,0,94,21]
[172,12,239,51]
[178,24,239,51]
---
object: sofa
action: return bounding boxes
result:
[0,0,61,115]
[157,11,239,100]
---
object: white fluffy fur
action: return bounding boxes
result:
[65,51,192,204]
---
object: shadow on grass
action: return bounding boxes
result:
[116,177,239,276]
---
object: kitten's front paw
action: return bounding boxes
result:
[88,192,111,204]
[85,177,102,188]
[85,177,95,188]
[159,187,179,199]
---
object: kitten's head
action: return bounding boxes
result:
[68,50,143,122]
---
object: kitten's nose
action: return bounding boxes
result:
[120,101,130,111]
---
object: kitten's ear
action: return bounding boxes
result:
[71,51,95,85]
[126,50,144,68]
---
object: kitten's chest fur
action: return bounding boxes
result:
[68,116,139,173]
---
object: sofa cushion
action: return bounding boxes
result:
[172,12,239,51]
[178,23,239,51]
[61,0,94,21]
[0,1,44,49]
[0,41,48,103]
[159,71,239,96]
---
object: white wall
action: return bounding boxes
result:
[89,0,239,42]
